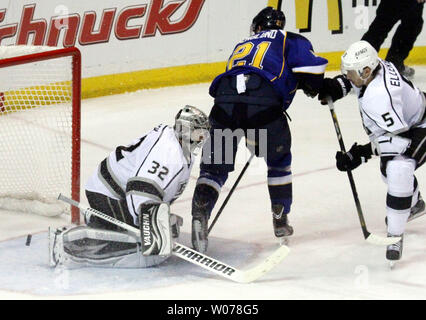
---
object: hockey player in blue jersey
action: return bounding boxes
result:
[191,7,328,253]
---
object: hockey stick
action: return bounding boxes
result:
[58,193,289,283]
[327,99,401,246]
[208,153,255,234]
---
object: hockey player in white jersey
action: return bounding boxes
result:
[318,41,426,262]
[49,105,210,268]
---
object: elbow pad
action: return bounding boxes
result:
[371,135,411,157]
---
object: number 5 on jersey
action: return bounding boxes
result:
[381,112,395,127]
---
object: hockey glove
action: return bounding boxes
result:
[318,75,351,105]
[300,82,318,98]
[336,142,373,172]
[297,73,324,98]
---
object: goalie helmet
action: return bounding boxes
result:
[174,105,210,155]
[341,40,379,79]
[251,6,285,35]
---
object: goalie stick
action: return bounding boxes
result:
[58,194,290,283]
[327,98,401,246]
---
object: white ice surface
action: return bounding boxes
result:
[1,69,426,300]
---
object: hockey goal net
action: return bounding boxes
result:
[0,46,81,224]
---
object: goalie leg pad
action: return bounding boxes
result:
[49,226,169,268]
[139,202,173,256]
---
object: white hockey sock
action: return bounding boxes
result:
[385,158,415,235]
[386,208,410,236]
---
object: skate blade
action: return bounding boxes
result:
[278,237,289,246]
[389,261,397,270]
[408,210,425,222]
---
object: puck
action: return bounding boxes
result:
[25,234,32,246]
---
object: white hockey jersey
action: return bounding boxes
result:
[352,59,426,156]
[85,124,194,225]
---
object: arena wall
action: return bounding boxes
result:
[1,0,425,98]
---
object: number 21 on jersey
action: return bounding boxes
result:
[227,41,271,71]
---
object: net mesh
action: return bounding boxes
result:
[0,46,74,216]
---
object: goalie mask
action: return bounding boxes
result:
[174,105,210,157]
[251,6,285,35]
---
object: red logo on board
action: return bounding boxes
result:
[0,0,205,46]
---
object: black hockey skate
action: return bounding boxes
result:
[191,184,219,254]
[386,233,404,261]
[272,204,294,238]
[192,214,208,253]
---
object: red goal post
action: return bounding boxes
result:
[0,46,81,224]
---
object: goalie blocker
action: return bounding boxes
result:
[140,202,175,256]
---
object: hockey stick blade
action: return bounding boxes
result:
[236,245,290,283]
[58,193,289,283]
[173,243,289,283]
[365,233,401,246]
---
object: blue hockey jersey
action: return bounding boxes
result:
[210,30,328,110]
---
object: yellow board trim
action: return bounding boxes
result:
[80,46,426,99]
[82,61,226,99]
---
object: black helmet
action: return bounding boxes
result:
[251,6,285,34]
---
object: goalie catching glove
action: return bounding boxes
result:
[336,142,373,171]
[139,202,182,257]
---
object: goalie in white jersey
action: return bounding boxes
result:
[49,106,210,268]
[318,41,426,262]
